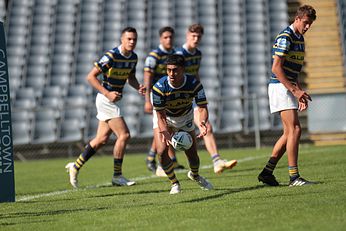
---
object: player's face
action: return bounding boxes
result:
[186,31,203,49]
[167,64,184,86]
[160,31,174,50]
[295,15,314,35]
[121,32,137,52]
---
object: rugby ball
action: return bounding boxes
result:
[171,131,193,151]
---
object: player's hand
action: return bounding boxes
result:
[293,89,312,102]
[144,101,153,114]
[105,91,122,102]
[160,130,172,146]
[138,84,146,96]
[196,121,208,139]
[298,99,308,111]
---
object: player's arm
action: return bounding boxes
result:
[127,72,146,96]
[196,105,208,138]
[272,55,311,102]
[296,81,309,111]
[156,109,171,145]
[87,67,122,102]
[144,70,154,113]
[194,79,208,138]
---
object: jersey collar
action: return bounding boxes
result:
[168,75,187,89]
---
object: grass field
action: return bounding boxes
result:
[1,144,346,231]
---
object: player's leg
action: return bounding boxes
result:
[258,114,288,186]
[154,127,180,193]
[146,138,157,173]
[185,131,213,190]
[280,109,313,186]
[194,109,237,174]
[108,117,135,186]
[66,121,112,188]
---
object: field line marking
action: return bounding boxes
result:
[17,154,267,202]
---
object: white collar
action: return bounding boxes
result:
[289,24,301,39]
[168,75,186,89]
[182,44,196,55]
[159,44,174,54]
[118,45,132,58]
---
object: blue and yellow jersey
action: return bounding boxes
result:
[175,45,202,78]
[152,74,207,117]
[94,46,137,93]
[270,25,305,84]
[144,45,175,86]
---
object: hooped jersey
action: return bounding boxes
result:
[144,46,175,86]
[270,25,305,84]
[175,45,202,78]
[152,74,207,117]
[94,46,137,93]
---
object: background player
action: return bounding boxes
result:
[258,5,317,187]
[176,24,237,174]
[152,54,213,194]
[65,27,145,188]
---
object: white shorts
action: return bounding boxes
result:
[268,83,298,113]
[153,109,195,132]
[95,93,122,121]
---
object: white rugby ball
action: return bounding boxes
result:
[171,131,193,151]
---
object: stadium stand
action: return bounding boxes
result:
[5,0,343,152]
[297,0,346,93]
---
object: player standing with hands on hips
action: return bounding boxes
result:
[152,54,213,194]
[258,5,317,187]
[65,27,146,188]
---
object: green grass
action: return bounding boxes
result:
[1,145,346,231]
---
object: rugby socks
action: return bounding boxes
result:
[288,166,300,182]
[260,157,278,175]
[211,154,221,164]
[171,156,179,168]
[73,143,96,171]
[162,162,179,185]
[146,149,156,162]
[113,158,123,176]
[188,157,200,178]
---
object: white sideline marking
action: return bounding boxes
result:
[17,154,268,202]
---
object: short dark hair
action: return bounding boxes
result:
[159,26,175,36]
[188,24,204,34]
[121,27,137,35]
[166,54,185,67]
[296,5,316,21]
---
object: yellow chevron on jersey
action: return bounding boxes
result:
[108,68,133,79]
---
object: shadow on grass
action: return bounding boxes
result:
[0,207,110,226]
[178,185,266,204]
[90,189,168,199]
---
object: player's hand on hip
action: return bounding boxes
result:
[144,101,153,114]
[105,91,122,102]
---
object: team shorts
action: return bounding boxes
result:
[95,93,122,121]
[153,109,195,132]
[268,83,298,113]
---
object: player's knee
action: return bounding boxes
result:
[118,131,131,141]
[293,124,301,136]
[92,135,109,147]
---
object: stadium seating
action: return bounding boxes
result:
[5,0,293,145]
